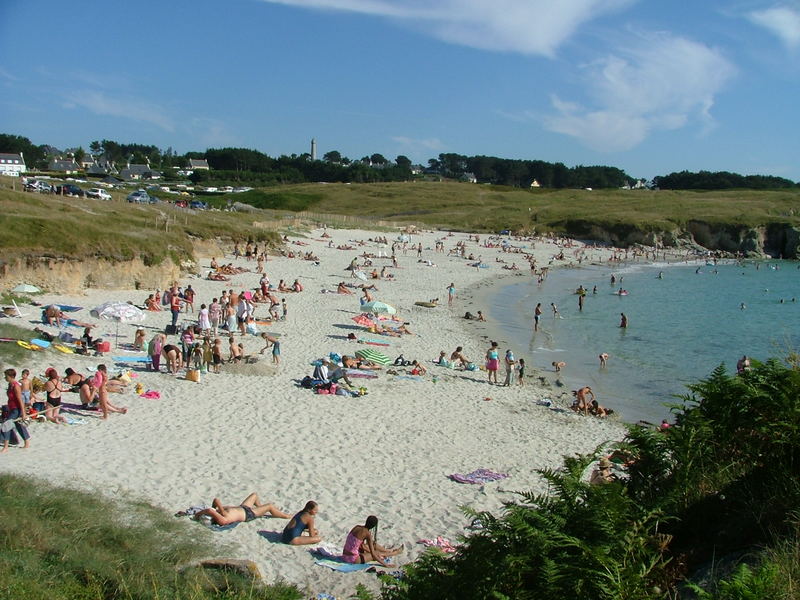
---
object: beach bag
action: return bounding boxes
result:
[465,363,477,371]
[186,369,200,383]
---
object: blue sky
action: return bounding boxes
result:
[1,0,798,181]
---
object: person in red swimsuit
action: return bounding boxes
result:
[2,369,30,452]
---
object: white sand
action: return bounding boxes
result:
[0,228,626,598]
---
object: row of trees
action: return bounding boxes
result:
[3,133,798,189]
[653,170,798,190]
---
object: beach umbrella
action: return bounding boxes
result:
[355,348,391,365]
[90,302,146,348]
[361,301,396,315]
[352,314,375,328]
[12,284,40,293]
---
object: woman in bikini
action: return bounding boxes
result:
[341,515,403,567]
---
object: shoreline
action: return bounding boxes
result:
[0,229,635,597]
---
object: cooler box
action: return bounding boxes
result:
[96,341,111,353]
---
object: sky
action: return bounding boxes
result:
[1,0,798,181]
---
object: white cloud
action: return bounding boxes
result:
[748,6,800,49]
[63,90,175,132]
[187,117,238,148]
[262,0,633,56]
[543,32,736,152]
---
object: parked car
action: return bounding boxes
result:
[148,195,160,204]
[25,180,53,193]
[126,190,150,203]
[86,188,112,200]
[189,200,208,210]
[56,183,85,197]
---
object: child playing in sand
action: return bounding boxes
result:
[212,338,223,373]
[134,328,146,351]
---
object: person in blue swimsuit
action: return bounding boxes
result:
[282,501,321,545]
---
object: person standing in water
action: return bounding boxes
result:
[619,313,628,328]
[551,303,561,318]
[533,303,542,331]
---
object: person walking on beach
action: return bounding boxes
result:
[170,288,183,328]
[485,342,500,384]
[619,312,628,328]
[534,303,542,331]
[447,283,456,306]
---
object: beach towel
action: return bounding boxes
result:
[448,468,509,485]
[315,559,375,572]
[417,536,458,553]
[139,390,161,399]
[111,355,151,363]
[359,338,392,346]
[344,369,379,379]
[63,415,88,425]
[310,542,342,559]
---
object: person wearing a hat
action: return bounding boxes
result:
[589,457,615,485]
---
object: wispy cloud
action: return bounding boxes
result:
[542,32,736,152]
[63,90,175,132]
[262,0,633,56]
[186,117,238,148]
[747,5,800,49]
[392,135,445,152]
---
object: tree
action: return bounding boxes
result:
[73,146,86,166]
[89,140,102,155]
[395,155,412,170]
[0,133,46,169]
[323,150,342,163]
[370,153,387,165]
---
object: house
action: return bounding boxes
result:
[49,158,81,174]
[460,172,477,183]
[187,159,210,170]
[80,154,96,170]
[120,162,162,181]
[0,152,26,176]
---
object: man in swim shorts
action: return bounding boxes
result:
[192,493,290,526]
[534,303,542,331]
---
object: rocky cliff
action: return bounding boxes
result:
[561,220,800,258]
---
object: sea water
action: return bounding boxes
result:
[488,260,799,423]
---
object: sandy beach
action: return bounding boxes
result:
[0,228,627,598]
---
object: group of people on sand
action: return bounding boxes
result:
[194,496,403,567]
[2,362,132,452]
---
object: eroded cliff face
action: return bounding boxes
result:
[0,239,226,294]
[562,220,800,258]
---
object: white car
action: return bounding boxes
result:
[86,188,112,200]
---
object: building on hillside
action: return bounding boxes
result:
[460,172,477,183]
[187,159,210,170]
[0,152,26,176]
[49,158,81,174]
[80,154,96,170]
[87,157,118,176]
[120,161,162,181]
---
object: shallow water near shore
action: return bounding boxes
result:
[488,260,800,423]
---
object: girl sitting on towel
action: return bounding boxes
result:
[341,516,403,566]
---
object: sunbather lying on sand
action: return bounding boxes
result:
[207,271,230,282]
[192,493,291,526]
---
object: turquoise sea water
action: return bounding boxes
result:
[488,260,799,423]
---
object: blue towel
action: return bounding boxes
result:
[315,559,375,572]
[111,356,150,362]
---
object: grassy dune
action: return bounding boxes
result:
[223,182,800,233]
[0,187,280,265]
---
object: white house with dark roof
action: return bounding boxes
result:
[0,152,26,176]
[120,162,162,181]
[49,158,81,174]
[187,158,210,170]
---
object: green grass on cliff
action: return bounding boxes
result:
[0,186,281,265]
[220,181,800,233]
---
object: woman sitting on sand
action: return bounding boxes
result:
[342,515,403,567]
[145,294,161,311]
[292,279,303,292]
[192,493,290,526]
[337,282,353,295]
[282,501,322,545]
